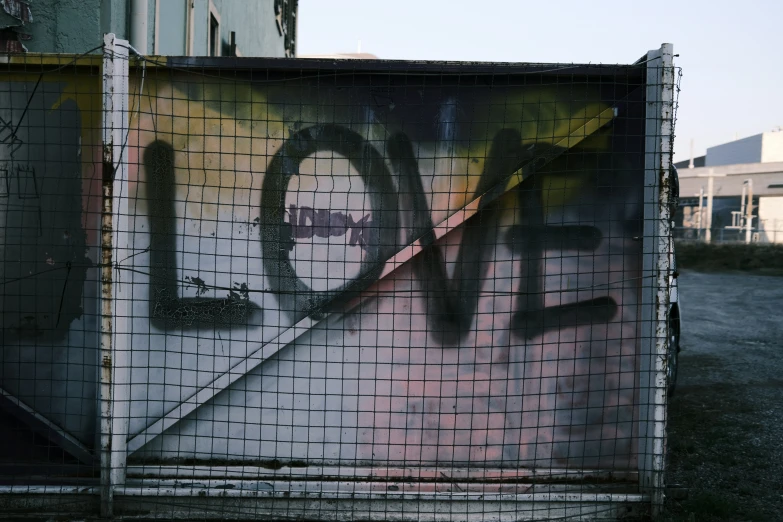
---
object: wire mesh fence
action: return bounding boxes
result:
[0,37,678,520]
[0,52,104,494]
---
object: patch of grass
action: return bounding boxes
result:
[683,491,739,518]
[675,242,783,274]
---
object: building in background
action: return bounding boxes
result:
[704,130,783,167]
[674,129,783,244]
[0,0,297,57]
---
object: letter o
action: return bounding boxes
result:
[261,124,399,319]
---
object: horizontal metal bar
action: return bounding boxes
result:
[0,53,646,80]
[117,488,649,502]
[162,56,647,78]
[125,465,637,483]
[125,479,636,493]
[0,486,646,503]
[0,490,650,521]
[0,486,650,503]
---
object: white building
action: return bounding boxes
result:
[675,129,783,243]
[705,131,783,167]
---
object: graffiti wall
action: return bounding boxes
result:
[119,65,647,471]
[0,71,103,456]
[0,61,649,475]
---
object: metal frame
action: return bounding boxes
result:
[638,43,675,516]
[100,33,131,518]
[123,464,638,482]
[0,486,647,521]
[165,55,648,76]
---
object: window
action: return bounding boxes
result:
[154,0,190,55]
[208,1,220,57]
[209,14,219,56]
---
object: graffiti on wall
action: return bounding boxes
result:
[120,73,646,470]
[0,69,647,469]
[141,123,618,338]
[0,84,92,343]
[0,78,102,447]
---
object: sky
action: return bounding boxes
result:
[298,0,783,163]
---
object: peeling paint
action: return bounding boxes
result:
[0,0,33,23]
[0,28,26,52]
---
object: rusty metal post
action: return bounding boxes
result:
[100,32,130,518]
[653,42,675,517]
[640,43,675,517]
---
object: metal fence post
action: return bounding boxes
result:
[100,32,130,518]
[705,174,713,243]
[640,43,674,517]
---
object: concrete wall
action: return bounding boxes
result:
[10,0,106,53]
[761,132,783,163]
[190,0,286,57]
[0,0,131,53]
[759,196,783,243]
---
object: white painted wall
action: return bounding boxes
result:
[759,196,783,243]
[761,132,783,163]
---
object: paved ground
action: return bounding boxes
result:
[663,271,783,521]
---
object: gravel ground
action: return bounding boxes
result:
[663,271,783,521]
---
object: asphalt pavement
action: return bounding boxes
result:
[664,270,783,521]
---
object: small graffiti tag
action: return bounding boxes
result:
[286,204,372,249]
[0,115,24,157]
